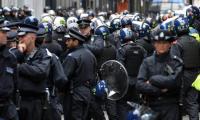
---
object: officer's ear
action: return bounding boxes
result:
[73,39,79,46]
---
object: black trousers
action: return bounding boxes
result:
[63,95,90,120]
[19,99,45,120]
[115,84,140,120]
[150,103,180,120]
[184,87,199,120]
[86,95,105,120]
[48,97,62,120]
[183,70,199,120]
[0,101,18,120]
[105,99,118,120]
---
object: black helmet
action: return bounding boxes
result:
[44,6,50,13]
[186,6,200,19]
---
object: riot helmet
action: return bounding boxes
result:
[53,16,66,33]
[123,10,129,15]
[121,16,132,28]
[3,7,11,15]
[38,22,53,35]
[87,10,95,18]
[119,28,133,43]
[11,7,18,13]
[186,6,200,24]
[38,22,53,42]
[48,10,56,16]
[95,25,110,40]
[94,80,107,97]
[132,21,150,38]
[23,16,39,27]
[110,18,121,32]
[174,17,189,35]
[66,16,78,29]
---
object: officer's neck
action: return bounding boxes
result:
[0,44,6,51]
[155,51,170,61]
[26,44,36,54]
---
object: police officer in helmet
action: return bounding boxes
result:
[171,17,200,120]
[136,29,183,120]
[116,28,147,120]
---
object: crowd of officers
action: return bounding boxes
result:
[0,4,200,120]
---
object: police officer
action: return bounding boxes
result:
[87,25,117,120]
[116,28,147,120]
[136,29,183,120]
[171,17,200,120]
[62,28,97,120]
[4,21,21,32]
[186,6,200,33]
[0,19,19,120]
[95,25,116,69]
[186,6,200,42]
[52,17,67,59]
[36,28,68,120]
[10,7,19,22]
[134,22,154,56]
[14,23,52,120]
[109,18,121,49]
[6,31,18,48]
[3,7,12,21]
[38,22,63,57]
[77,19,104,57]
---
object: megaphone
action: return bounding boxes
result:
[99,60,129,100]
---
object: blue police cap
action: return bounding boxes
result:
[17,23,39,36]
[7,31,17,41]
[77,19,91,25]
[0,18,10,32]
[4,21,21,29]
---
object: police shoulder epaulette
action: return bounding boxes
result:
[68,53,73,57]
[46,48,52,57]
[121,43,128,47]
[172,55,183,64]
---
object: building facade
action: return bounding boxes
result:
[0,0,197,18]
[1,0,45,18]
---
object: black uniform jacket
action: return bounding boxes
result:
[0,45,17,98]
[83,35,104,56]
[62,46,97,101]
[17,48,51,94]
[136,52,183,105]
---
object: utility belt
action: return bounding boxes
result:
[0,98,12,107]
[184,67,200,71]
[20,91,45,100]
[18,89,50,110]
[84,80,91,88]
[73,80,91,89]
[145,96,177,106]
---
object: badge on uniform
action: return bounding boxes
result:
[6,67,14,74]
